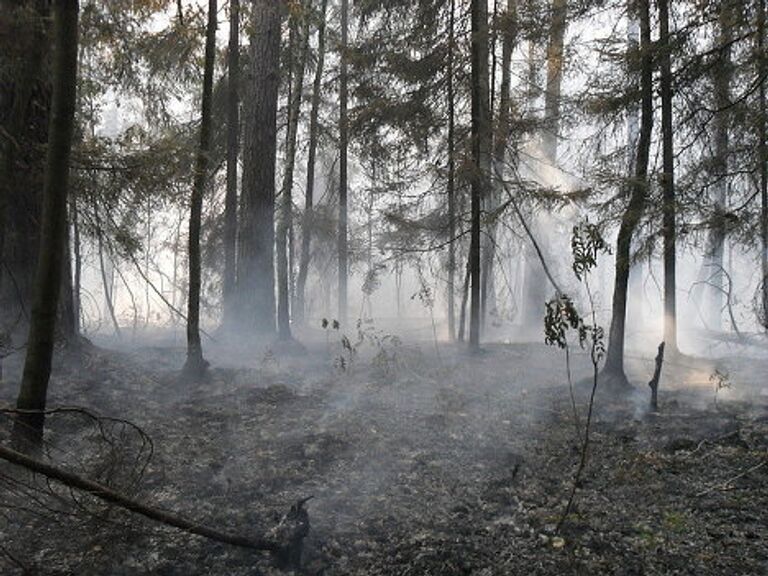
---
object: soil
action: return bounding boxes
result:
[0,330,766,575]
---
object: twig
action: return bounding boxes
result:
[696,461,767,497]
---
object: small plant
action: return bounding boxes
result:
[544,221,609,533]
[710,368,731,408]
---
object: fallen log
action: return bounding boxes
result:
[0,443,310,568]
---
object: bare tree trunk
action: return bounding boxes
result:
[703,1,732,332]
[184,0,217,377]
[222,0,240,332]
[602,0,653,386]
[239,0,281,335]
[469,0,491,351]
[13,0,79,448]
[659,0,677,354]
[71,197,81,334]
[446,0,457,341]
[338,0,349,327]
[295,0,328,327]
[482,0,517,333]
[277,1,310,341]
[760,0,768,328]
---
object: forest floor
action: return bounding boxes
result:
[1,326,767,575]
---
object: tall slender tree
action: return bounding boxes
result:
[277,0,310,341]
[14,0,79,447]
[602,0,654,388]
[184,0,217,376]
[760,0,768,327]
[338,0,349,327]
[295,0,329,325]
[446,0,458,340]
[469,0,491,351]
[222,0,240,332]
[239,0,281,335]
[659,0,677,353]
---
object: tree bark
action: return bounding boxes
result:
[338,0,349,327]
[602,0,653,385]
[184,0,217,377]
[222,0,240,332]
[277,1,310,341]
[13,0,79,447]
[541,0,567,163]
[295,0,328,326]
[239,0,281,335]
[659,0,677,354]
[469,0,491,351]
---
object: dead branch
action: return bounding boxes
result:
[696,460,767,497]
[648,342,665,412]
[0,444,311,567]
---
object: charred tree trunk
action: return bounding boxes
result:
[469,0,491,351]
[222,0,240,333]
[758,0,768,329]
[239,0,281,335]
[13,0,79,448]
[602,0,653,387]
[338,0,349,327]
[659,0,677,354]
[295,0,328,326]
[183,0,217,377]
[447,0,457,341]
[277,2,310,342]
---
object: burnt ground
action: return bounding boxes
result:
[1,331,767,575]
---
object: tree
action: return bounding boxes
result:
[277,0,311,341]
[183,0,217,377]
[222,0,240,332]
[601,0,654,388]
[469,0,492,351]
[446,0,458,340]
[14,0,80,447]
[295,0,329,326]
[760,0,768,327]
[338,0,350,327]
[659,0,677,354]
[239,0,282,335]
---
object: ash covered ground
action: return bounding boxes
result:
[1,328,767,575]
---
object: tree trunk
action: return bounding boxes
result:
[469,0,491,351]
[277,1,310,341]
[13,0,79,448]
[541,0,567,163]
[184,0,217,377]
[338,0,349,327]
[222,0,240,333]
[482,0,517,333]
[446,0,457,341]
[602,0,653,385]
[760,0,768,328]
[295,0,328,326]
[659,0,677,354]
[702,1,732,332]
[239,0,281,335]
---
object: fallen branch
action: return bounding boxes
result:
[0,444,310,567]
[696,460,767,497]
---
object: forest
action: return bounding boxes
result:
[1,0,767,573]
